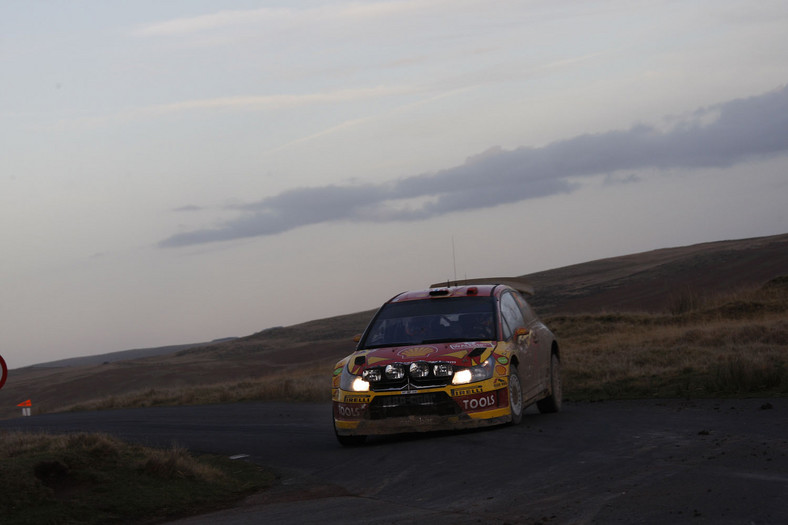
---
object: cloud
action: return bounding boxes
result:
[147,86,417,114]
[159,85,788,248]
[133,8,292,37]
[52,85,420,133]
[134,1,453,38]
[173,205,203,212]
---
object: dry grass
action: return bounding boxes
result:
[0,431,223,480]
[550,277,788,399]
[139,444,227,481]
[61,365,332,413]
[0,431,273,524]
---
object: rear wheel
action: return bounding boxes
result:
[508,366,523,424]
[537,353,562,414]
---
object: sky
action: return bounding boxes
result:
[2,1,787,369]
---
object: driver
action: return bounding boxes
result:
[404,316,431,340]
[466,313,494,339]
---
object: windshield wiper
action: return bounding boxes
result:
[363,342,414,349]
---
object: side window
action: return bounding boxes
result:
[513,292,537,324]
[500,293,525,340]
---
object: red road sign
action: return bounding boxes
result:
[17,399,31,407]
[0,354,7,391]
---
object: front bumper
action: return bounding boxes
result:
[333,381,512,436]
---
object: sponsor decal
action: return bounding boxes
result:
[448,342,492,350]
[496,356,509,365]
[451,385,483,397]
[333,366,343,376]
[398,346,436,358]
[336,403,366,418]
[458,391,498,412]
[495,365,507,376]
[344,395,371,404]
[493,377,508,388]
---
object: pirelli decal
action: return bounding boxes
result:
[451,386,483,397]
[343,394,371,404]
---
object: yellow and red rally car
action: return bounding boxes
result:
[332,279,561,445]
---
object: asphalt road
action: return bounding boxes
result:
[2,399,786,524]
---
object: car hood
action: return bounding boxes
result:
[356,341,496,370]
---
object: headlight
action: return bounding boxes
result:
[452,369,473,384]
[340,365,370,392]
[434,363,453,377]
[351,377,370,392]
[385,364,405,380]
[362,368,382,382]
[452,357,494,385]
[409,362,430,378]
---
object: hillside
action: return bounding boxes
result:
[26,339,239,369]
[523,233,788,314]
[1,232,786,419]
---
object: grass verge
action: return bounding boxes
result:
[551,276,788,399]
[0,431,274,525]
[60,368,331,413]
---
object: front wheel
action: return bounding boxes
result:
[537,353,562,414]
[508,366,524,424]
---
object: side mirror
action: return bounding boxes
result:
[515,327,531,343]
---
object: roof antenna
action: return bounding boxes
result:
[452,235,457,285]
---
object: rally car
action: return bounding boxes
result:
[332,278,561,445]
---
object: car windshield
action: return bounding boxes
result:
[361,296,497,348]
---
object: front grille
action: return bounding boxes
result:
[372,376,452,391]
[368,392,460,419]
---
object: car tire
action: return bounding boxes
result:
[537,353,562,414]
[508,366,524,425]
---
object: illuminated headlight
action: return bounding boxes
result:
[385,364,405,380]
[452,369,473,384]
[409,362,430,378]
[452,357,494,385]
[433,363,453,377]
[339,366,370,392]
[351,376,370,392]
[362,368,382,382]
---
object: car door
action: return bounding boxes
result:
[513,292,549,391]
[499,291,537,394]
